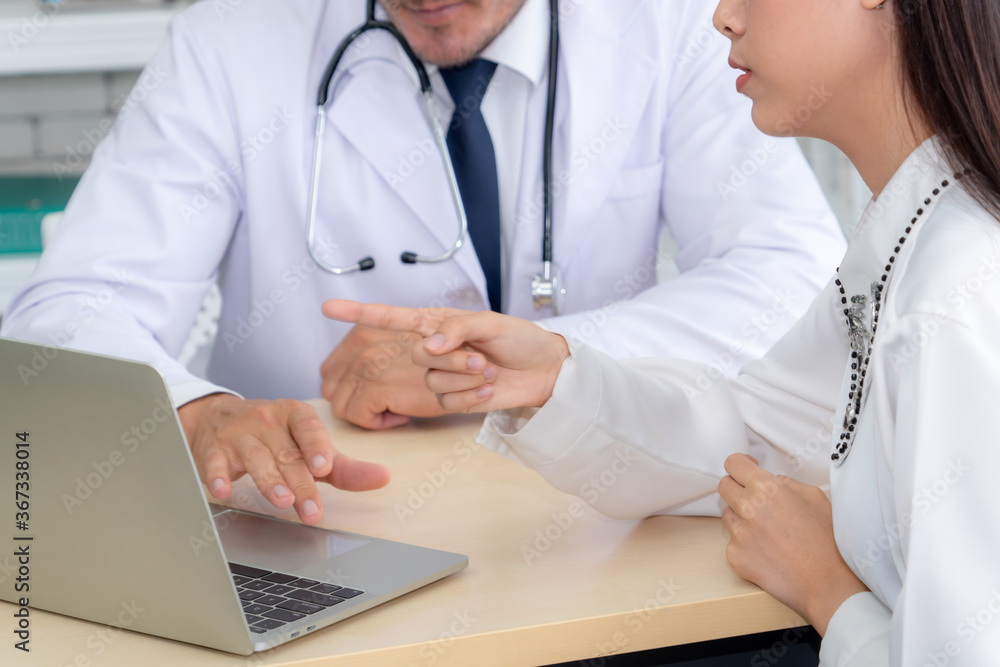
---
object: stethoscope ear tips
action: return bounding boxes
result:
[400,252,418,265]
[359,257,376,271]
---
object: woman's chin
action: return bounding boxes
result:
[750,106,799,139]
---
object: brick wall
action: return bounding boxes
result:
[0,70,140,176]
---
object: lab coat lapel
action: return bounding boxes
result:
[553,2,660,272]
[327,35,485,294]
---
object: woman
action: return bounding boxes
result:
[325,0,1000,662]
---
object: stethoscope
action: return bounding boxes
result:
[305,0,565,314]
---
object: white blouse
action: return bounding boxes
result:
[478,138,1000,665]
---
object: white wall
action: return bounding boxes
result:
[798,137,871,237]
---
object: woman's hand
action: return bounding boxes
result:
[718,454,869,636]
[322,300,570,413]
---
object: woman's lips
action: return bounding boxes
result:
[728,57,752,94]
[736,71,752,94]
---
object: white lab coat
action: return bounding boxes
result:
[1,0,844,407]
[479,139,1000,664]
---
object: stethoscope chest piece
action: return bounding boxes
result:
[531,261,565,316]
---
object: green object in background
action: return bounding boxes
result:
[0,176,82,254]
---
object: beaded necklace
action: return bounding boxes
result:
[831,172,963,466]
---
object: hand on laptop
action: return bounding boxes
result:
[178,394,391,525]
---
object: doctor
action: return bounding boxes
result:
[1,0,844,525]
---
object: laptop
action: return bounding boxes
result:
[0,337,468,655]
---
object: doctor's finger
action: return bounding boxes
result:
[271,448,327,526]
[323,452,392,492]
[286,403,336,479]
[202,447,234,499]
[249,423,328,526]
[238,436,300,511]
[322,300,442,337]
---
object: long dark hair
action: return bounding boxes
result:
[896,0,1000,217]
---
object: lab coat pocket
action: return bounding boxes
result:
[608,160,665,199]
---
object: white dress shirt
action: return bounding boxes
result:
[478,138,1000,664]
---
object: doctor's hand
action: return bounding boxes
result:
[718,454,868,636]
[320,325,448,430]
[178,394,391,525]
[322,300,570,413]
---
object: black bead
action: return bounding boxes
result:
[842,297,848,304]
[933,189,940,195]
[917,208,924,215]
[885,265,892,271]
[889,257,895,264]
[852,351,858,358]
[895,246,901,252]
[877,284,883,292]
[851,363,858,370]
[943,180,949,187]
[906,226,912,233]
[924,198,931,205]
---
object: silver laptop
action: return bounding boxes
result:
[0,337,468,655]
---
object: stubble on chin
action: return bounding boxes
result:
[408,25,501,67]
[388,0,527,68]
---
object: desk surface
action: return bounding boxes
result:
[1,401,803,667]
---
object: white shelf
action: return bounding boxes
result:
[0,4,185,76]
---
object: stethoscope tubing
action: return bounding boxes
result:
[306,0,563,313]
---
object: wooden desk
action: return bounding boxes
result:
[1,401,803,667]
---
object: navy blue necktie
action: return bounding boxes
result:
[440,59,502,313]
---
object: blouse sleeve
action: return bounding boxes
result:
[868,311,1000,665]
[819,592,891,667]
[477,276,849,519]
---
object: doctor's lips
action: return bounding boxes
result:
[405,1,464,26]
[728,58,752,94]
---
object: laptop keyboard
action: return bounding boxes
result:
[229,563,365,634]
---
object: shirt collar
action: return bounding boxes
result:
[382,0,549,91]
[478,0,549,88]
